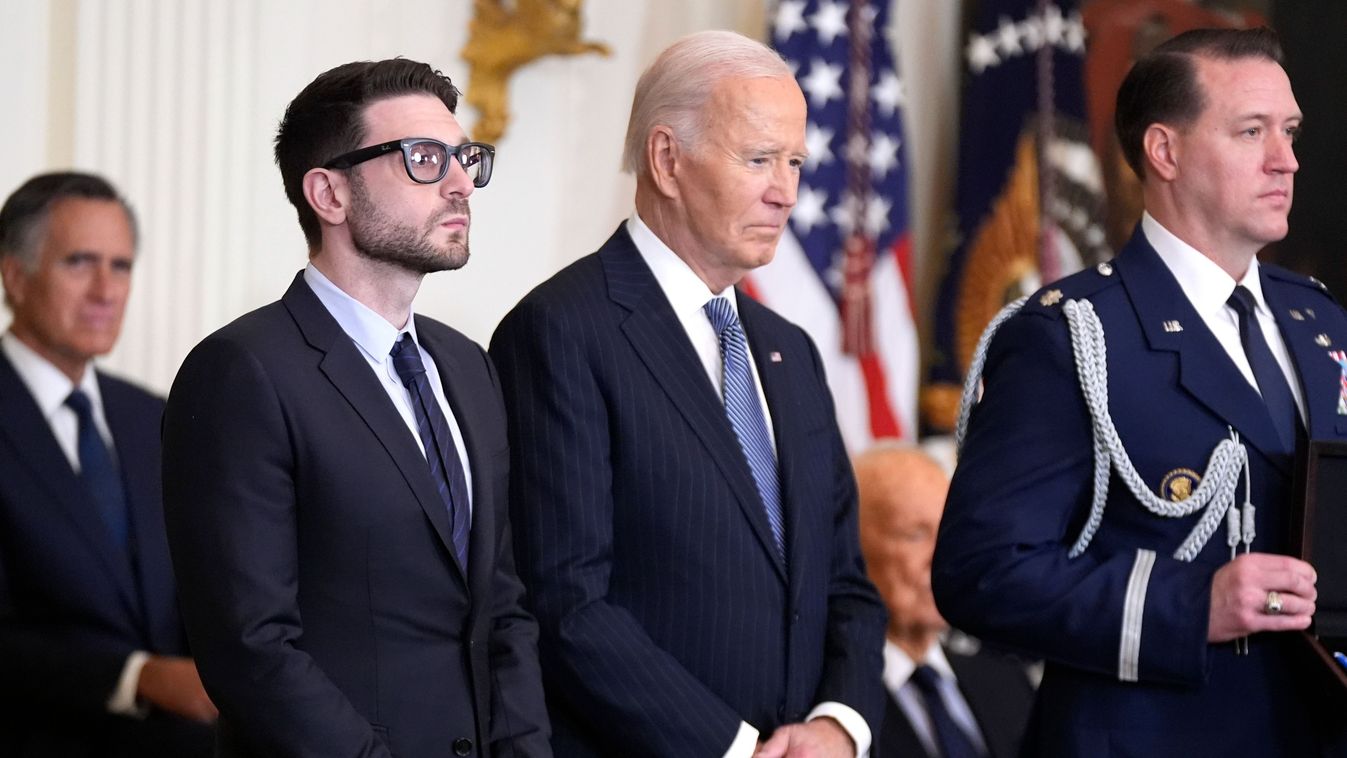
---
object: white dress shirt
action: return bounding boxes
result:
[626,215,871,758]
[1142,212,1306,422]
[0,332,149,716]
[882,639,990,758]
[303,264,473,512]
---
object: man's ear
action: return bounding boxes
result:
[646,126,682,200]
[302,168,349,228]
[0,255,29,310]
[1142,124,1181,182]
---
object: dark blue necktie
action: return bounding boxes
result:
[65,390,130,547]
[704,297,785,559]
[910,665,984,758]
[1228,285,1300,453]
[390,334,470,569]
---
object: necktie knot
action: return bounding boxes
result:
[1228,284,1258,317]
[391,333,427,388]
[703,297,738,337]
[65,388,94,419]
[910,664,944,695]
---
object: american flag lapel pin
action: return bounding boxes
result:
[769,351,783,363]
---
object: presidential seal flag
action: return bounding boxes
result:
[749,0,919,452]
[924,0,1108,433]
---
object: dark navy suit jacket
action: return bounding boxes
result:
[162,274,549,758]
[0,350,210,757]
[934,228,1347,756]
[489,225,887,757]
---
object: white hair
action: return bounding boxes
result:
[621,30,793,176]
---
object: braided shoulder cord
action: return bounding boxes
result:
[956,297,1254,563]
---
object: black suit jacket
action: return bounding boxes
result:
[162,273,549,758]
[877,647,1033,758]
[489,225,887,756]
[0,350,210,757]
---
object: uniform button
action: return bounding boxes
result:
[453,737,473,756]
[776,705,786,721]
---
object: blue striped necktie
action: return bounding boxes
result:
[390,334,471,569]
[65,389,131,548]
[704,297,785,559]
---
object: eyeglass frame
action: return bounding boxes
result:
[322,138,495,188]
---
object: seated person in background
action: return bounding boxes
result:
[0,171,215,757]
[855,445,1033,758]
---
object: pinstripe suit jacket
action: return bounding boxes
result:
[490,225,887,757]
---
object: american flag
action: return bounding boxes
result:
[747,0,919,452]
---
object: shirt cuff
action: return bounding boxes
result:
[808,701,871,758]
[106,650,151,717]
[722,720,760,758]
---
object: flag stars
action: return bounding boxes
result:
[800,57,844,107]
[995,16,1023,57]
[966,34,1000,74]
[869,133,901,179]
[804,122,836,171]
[810,0,850,46]
[774,0,808,42]
[791,185,829,235]
[871,70,906,118]
[1064,11,1086,52]
[964,4,1088,74]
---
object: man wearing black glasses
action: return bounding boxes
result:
[162,59,549,758]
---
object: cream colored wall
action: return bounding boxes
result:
[0,0,962,394]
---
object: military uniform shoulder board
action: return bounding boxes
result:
[1022,260,1122,320]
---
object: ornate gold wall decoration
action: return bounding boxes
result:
[461,0,611,144]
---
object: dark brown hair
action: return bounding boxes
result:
[1115,27,1284,178]
[274,58,460,248]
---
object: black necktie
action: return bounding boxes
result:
[910,665,984,758]
[390,334,470,569]
[65,389,131,547]
[1227,285,1300,453]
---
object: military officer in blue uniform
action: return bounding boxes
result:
[933,27,1347,756]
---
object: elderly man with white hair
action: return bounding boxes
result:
[491,29,887,758]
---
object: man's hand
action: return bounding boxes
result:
[1208,552,1316,643]
[137,655,218,723]
[755,717,854,758]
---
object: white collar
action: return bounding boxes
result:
[1142,211,1269,319]
[627,213,739,317]
[1,332,101,420]
[882,637,955,695]
[303,263,419,363]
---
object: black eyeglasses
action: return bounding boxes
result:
[323,138,495,188]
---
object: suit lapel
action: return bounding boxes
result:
[601,227,788,581]
[1116,233,1290,473]
[418,321,493,601]
[101,377,171,647]
[0,354,143,622]
[282,274,465,584]
[1261,271,1346,440]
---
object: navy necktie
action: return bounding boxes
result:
[390,334,470,569]
[704,297,785,559]
[1227,285,1300,453]
[65,389,131,547]
[910,665,984,758]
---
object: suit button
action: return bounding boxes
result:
[453,737,473,755]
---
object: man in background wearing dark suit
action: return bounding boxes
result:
[162,60,549,757]
[854,445,1032,758]
[490,30,887,758]
[0,172,215,757]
